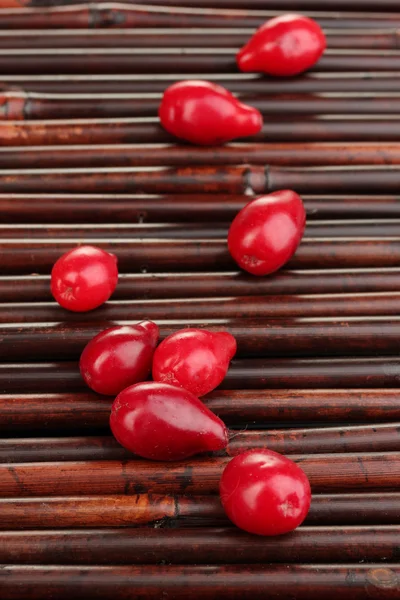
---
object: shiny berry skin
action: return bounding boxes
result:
[220,449,311,536]
[152,328,237,397]
[51,245,118,312]
[237,14,326,77]
[228,190,306,276]
[158,80,263,146]
[80,321,159,396]
[110,381,228,461]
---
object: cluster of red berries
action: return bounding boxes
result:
[159,14,326,146]
[51,242,311,536]
[48,13,320,537]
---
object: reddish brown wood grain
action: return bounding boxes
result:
[5,74,400,95]
[0,453,398,496]
[6,119,400,145]
[0,30,396,50]
[3,291,400,325]
[1,389,400,432]
[1,221,399,239]
[0,526,398,564]
[0,357,399,393]
[1,50,400,75]
[3,143,400,170]
[1,4,399,30]
[9,0,400,9]
[1,564,400,600]
[0,268,399,302]
[2,238,400,274]
[1,194,400,223]
[1,423,400,462]
[3,318,400,360]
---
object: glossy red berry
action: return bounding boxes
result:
[80,321,159,396]
[51,245,118,312]
[228,190,306,276]
[220,449,311,536]
[152,328,237,397]
[158,80,263,145]
[110,381,228,460]
[237,14,326,77]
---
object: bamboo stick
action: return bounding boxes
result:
[3,318,400,360]
[1,564,400,600]
[4,73,400,94]
[2,220,400,238]
[1,4,399,31]
[1,50,400,75]
[5,118,400,146]
[0,165,400,195]
[1,238,400,274]
[0,194,399,223]
[0,453,398,496]
[1,268,399,302]
[8,93,400,121]
[10,0,400,10]
[0,526,398,564]
[3,143,400,169]
[0,357,398,393]
[0,29,397,50]
[2,423,400,462]
[1,390,400,432]
[3,291,400,325]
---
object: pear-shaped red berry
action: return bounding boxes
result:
[228,190,306,276]
[237,14,326,77]
[159,80,263,145]
[110,381,228,461]
[80,321,159,395]
[152,328,237,397]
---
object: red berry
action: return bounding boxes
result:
[228,190,306,276]
[110,381,228,461]
[51,245,118,312]
[80,321,159,396]
[220,449,311,536]
[237,14,326,77]
[158,80,263,145]
[152,328,237,397]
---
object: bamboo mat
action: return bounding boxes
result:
[0,1,399,598]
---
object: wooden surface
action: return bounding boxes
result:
[1,1,400,598]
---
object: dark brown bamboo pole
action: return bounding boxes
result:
[0,357,399,393]
[0,30,397,50]
[6,118,400,146]
[7,267,400,301]
[3,143,400,170]
[2,424,400,462]
[1,238,400,274]
[0,268,399,303]
[1,166,400,195]
[2,564,400,600]
[11,0,400,9]
[1,4,399,31]
[0,194,399,223]
[4,291,400,325]
[4,74,400,95]
[0,526,398,565]
[1,50,400,75]
[2,220,400,239]
[1,390,400,432]
[0,452,400,498]
[0,453,398,497]
[8,93,400,121]
[3,318,400,360]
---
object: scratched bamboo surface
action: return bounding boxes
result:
[1,2,400,599]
